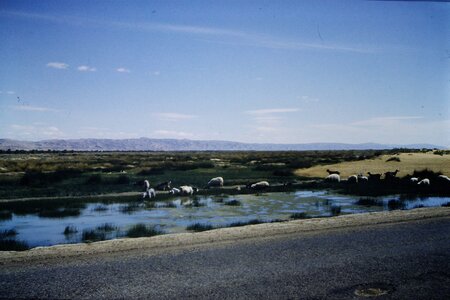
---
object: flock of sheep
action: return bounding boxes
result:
[142,177,270,199]
[324,169,450,186]
[141,169,450,199]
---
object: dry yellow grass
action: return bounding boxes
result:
[294,152,450,179]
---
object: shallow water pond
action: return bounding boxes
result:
[1,191,449,248]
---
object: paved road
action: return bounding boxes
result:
[1,216,449,299]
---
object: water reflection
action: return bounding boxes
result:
[1,191,449,248]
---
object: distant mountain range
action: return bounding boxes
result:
[0,138,444,151]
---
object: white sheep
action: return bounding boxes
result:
[143,188,156,199]
[325,174,340,182]
[179,185,195,195]
[438,175,450,182]
[418,178,430,186]
[347,175,358,183]
[410,177,419,183]
[169,187,180,195]
[250,181,270,189]
[357,174,368,183]
[144,180,150,191]
[207,177,224,187]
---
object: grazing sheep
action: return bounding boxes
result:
[347,175,358,183]
[437,175,450,182]
[325,174,340,182]
[384,169,400,179]
[169,187,180,195]
[207,177,224,187]
[250,181,270,189]
[143,188,156,199]
[410,177,419,184]
[418,178,430,186]
[357,174,368,183]
[155,181,171,191]
[367,172,382,181]
[326,169,340,175]
[144,180,150,191]
[179,185,196,195]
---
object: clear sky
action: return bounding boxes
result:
[0,0,449,146]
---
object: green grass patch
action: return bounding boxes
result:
[228,219,264,227]
[330,205,342,216]
[38,208,82,218]
[96,223,117,232]
[119,202,141,214]
[63,225,78,235]
[81,229,106,242]
[355,198,383,206]
[224,199,241,206]
[186,223,215,232]
[290,212,310,219]
[126,224,163,238]
[0,239,30,251]
[0,210,12,220]
[0,229,17,238]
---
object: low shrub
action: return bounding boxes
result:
[412,169,442,180]
[63,226,78,235]
[355,198,383,206]
[93,204,108,212]
[116,175,130,184]
[388,199,404,210]
[330,205,342,216]
[38,208,81,218]
[0,211,12,221]
[85,174,102,185]
[81,229,106,242]
[224,199,241,206]
[96,223,117,232]
[0,229,17,238]
[0,239,30,251]
[290,212,310,219]
[138,168,165,175]
[386,157,401,162]
[228,219,263,227]
[119,202,141,214]
[272,169,293,177]
[126,224,163,238]
[186,223,214,232]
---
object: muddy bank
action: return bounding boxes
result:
[1,207,449,265]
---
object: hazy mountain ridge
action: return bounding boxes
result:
[0,138,443,151]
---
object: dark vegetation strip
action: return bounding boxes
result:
[0,239,29,251]
[0,149,403,199]
[126,224,163,238]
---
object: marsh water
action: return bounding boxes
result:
[1,190,449,248]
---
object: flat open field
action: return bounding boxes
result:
[0,150,448,199]
[294,152,450,179]
[0,150,386,199]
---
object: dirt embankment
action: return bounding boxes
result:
[1,207,449,265]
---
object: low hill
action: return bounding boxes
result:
[0,138,443,151]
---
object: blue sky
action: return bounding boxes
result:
[0,0,449,146]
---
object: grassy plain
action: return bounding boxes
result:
[0,149,447,199]
[0,150,384,199]
[294,152,450,179]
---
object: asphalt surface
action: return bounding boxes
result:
[1,216,449,299]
